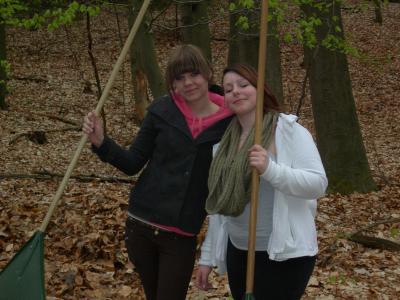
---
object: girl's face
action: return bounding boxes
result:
[223,71,257,116]
[173,71,209,104]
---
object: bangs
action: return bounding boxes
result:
[169,57,200,80]
[165,44,211,91]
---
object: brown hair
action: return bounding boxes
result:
[223,63,281,113]
[165,44,212,92]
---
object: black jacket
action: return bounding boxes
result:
[94,94,232,234]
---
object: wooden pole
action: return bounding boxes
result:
[39,0,152,233]
[245,0,270,297]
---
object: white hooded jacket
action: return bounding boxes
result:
[198,114,328,273]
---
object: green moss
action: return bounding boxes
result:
[327,176,377,195]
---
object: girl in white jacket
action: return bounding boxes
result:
[195,64,328,300]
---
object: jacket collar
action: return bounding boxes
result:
[148,95,192,139]
[148,95,232,144]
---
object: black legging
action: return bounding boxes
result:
[226,238,316,300]
[124,218,197,300]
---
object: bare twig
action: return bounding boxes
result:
[151,8,250,32]
[11,75,48,83]
[13,109,80,126]
[36,113,80,126]
[0,172,135,184]
[86,12,102,99]
[296,63,310,117]
[362,111,391,186]
[63,25,87,85]
[9,127,80,145]
[148,1,173,30]
[351,218,400,236]
[86,12,107,134]
[113,2,127,109]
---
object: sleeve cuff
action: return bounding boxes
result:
[261,157,275,181]
[91,136,113,160]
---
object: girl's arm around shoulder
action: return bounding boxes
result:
[262,121,328,199]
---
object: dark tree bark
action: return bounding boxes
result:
[227,1,284,104]
[128,0,165,112]
[227,0,240,66]
[0,21,7,110]
[179,0,212,62]
[302,1,376,194]
[373,0,383,24]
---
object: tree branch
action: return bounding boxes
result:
[296,63,310,117]
[348,234,400,251]
[14,109,80,126]
[9,127,80,145]
[86,11,107,135]
[351,218,400,236]
[0,171,136,184]
[348,218,400,251]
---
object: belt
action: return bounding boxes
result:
[127,216,167,236]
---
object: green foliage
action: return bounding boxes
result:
[335,231,348,239]
[0,0,28,25]
[328,273,347,285]
[297,16,321,48]
[0,59,10,75]
[0,59,10,94]
[236,15,250,30]
[0,0,102,104]
[390,227,399,238]
[44,2,100,31]
[0,0,100,30]
[229,0,271,33]
[321,33,359,56]
[238,0,255,9]
[227,0,363,57]
[270,0,286,24]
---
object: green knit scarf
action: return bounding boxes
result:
[206,112,279,216]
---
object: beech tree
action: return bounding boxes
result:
[228,0,284,103]
[0,21,7,109]
[301,1,377,193]
[179,0,212,62]
[128,0,165,121]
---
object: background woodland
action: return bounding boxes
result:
[0,0,399,299]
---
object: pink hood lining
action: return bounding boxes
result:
[172,92,233,138]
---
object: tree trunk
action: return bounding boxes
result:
[179,0,212,62]
[128,0,165,119]
[373,0,383,24]
[227,0,240,66]
[0,22,7,110]
[302,2,376,194]
[227,2,284,104]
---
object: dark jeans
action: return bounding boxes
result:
[124,217,197,300]
[226,238,316,300]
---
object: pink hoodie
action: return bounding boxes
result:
[172,91,233,138]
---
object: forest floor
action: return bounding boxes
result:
[0,2,399,299]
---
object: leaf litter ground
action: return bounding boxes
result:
[0,2,399,299]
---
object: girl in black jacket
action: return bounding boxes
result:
[82,44,232,300]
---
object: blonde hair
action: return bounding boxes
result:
[165,44,212,92]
